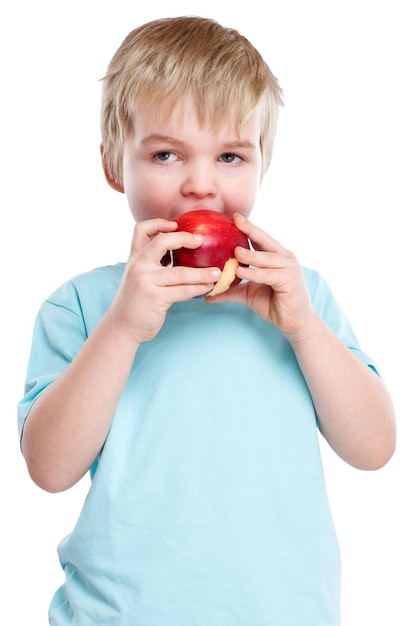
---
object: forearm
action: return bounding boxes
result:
[22,312,139,492]
[287,312,396,470]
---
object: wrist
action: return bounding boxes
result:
[283,310,322,347]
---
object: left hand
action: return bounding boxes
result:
[208,213,315,339]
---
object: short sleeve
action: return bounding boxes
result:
[303,266,381,375]
[17,264,124,442]
[17,281,87,441]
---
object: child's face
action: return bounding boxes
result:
[120,98,263,223]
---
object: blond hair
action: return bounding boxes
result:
[101,16,284,187]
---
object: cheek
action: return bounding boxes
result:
[230,177,259,216]
[125,175,174,221]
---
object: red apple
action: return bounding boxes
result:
[171,209,250,296]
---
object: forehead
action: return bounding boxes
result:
[134,93,263,139]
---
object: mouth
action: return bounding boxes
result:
[170,205,224,219]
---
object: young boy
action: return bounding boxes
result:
[18,16,396,625]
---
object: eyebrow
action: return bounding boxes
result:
[141,134,180,145]
[141,133,257,150]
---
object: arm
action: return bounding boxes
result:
[209,214,396,470]
[286,311,396,469]
[22,218,221,493]
[22,313,139,493]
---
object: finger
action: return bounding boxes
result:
[129,219,178,256]
[234,245,295,270]
[154,231,205,266]
[163,231,204,252]
[160,265,221,287]
[156,265,222,302]
[171,283,219,302]
[130,224,204,265]
[236,264,284,287]
[233,213,284,253]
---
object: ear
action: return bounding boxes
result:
[100,144,124,193]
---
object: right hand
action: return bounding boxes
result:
[106,218,221,345]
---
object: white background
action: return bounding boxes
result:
[1,1,416,624]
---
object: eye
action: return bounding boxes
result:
[220,153,242,164]
[153,151,178,163]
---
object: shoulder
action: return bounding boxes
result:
[301,265,349,329]
[301,266,332,302]
[50,262,125,294]
[46,263,125,307]
[37,262,125,332]
[302,266,321,289]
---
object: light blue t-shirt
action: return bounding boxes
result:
[18,263,379,625]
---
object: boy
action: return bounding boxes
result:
[18,16,396,625]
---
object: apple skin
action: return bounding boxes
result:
[170,209,250,295]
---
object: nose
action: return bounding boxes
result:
[180,160,218,199]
